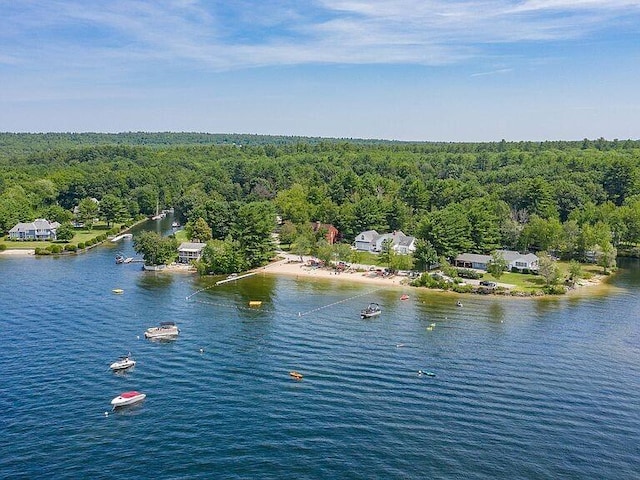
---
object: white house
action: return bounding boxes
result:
[9,219,61,241]
[355,230,417,255]
[355,230,379,252]
[454,250,539,272]
[177,242,206,264]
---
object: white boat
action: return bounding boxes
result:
[110,354,135,371]
[144,321,180,339]
[361,302,381,318]
[110,391,146,409]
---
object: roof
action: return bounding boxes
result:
[9,219,60,233]
[357,230,379,242]
[178,242,206,252]
[455,253,492,264]
[495,250,539,263]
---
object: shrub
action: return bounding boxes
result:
[47,244,63,254]
[77,242,85,249]
[0,243,6,251]
[456,268,482,279]
[64,244,78,252]
[452,284,474,293]
[35,247,50,255]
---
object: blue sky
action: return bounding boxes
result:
[1,0,639,141]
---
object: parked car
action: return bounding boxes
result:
[479,280,497,288]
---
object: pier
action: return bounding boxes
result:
[215,272,256,286]
[111,233,133,242]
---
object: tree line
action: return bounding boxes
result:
[1,134,639,273]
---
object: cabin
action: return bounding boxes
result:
[177,242,206,264]
[9,219,61,241]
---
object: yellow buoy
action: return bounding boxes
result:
[248,301,262,307]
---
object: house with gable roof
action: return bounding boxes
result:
[355,230,417,255]
[177,242,206,264]
[9,219,61,241]
[454,250,539,272]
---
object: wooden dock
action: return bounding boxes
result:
[111,233,133,243]
[215,272,256,286]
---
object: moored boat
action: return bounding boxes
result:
[289,371,303,380]
[115,254,125,264]
[111,391,146,408]
[361,302,381,318]
[144,321,180,339]
[110,354,135,371]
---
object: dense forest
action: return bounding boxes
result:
[1,133,639,272]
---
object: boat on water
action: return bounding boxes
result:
[289,371,303,380]
[361,302,381,318]
[418,370,436,377]
[400,294,409,300]
[115,254,125,264]
[144,321,180,339]
[171,221,180,228]
[112,288,124,294]
[110,354,135,371]
[111,391,146,409]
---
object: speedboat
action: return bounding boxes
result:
[115,254,125,264]
[110,354,135,371]
[110,391,146,409]
[361,302,381,318]
[144,321,180,339]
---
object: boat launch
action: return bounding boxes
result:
[110,391,146,409]
[109,354,135,371]
[144,321,180,339]
[361,302,381,319]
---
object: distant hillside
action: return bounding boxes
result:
[0,132,401,157]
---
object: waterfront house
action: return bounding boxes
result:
[454,250,539,272]
[177,242,206,264]
[9,219,61,241]
[355,230,417,255]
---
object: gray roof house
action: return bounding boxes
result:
[355,230,379,252]
[454,250,539,272]
[177,242,206,264]
[355,230,417,255]
[9,219,61,241]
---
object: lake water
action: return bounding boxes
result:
[1,223,639,479]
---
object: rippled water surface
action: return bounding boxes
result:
[1,231,639,479]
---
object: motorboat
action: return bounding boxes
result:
[112,288,124,294]
[110,391,146,409]
[418,370,436,377]
[110,354,135,371]
[361,302,381,318]
[144,321,180,339]
[115,254,125,264]
[400,294,409,300]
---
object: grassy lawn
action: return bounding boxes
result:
[2,223,124,249]
[482,261,605,293]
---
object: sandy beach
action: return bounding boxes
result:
[260,254,412,288]
[0,249,35,256]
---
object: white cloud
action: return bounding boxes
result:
[1,0,639,72]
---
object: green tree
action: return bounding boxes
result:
[99,194,125,227]
[233,202,276,268]
[198,238,246,275]
[55,222,75,242]
[595,242,617,274]
[487,251,508,280]
[567,260,582,285]
[133,231,178,266]
[77,197,99,230]
[413,239,438,271]
[291,234,313,261]
[537,253,561,286]
[188,217,213,243]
